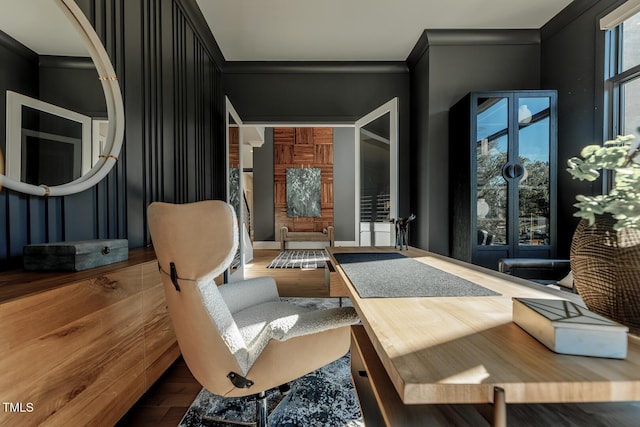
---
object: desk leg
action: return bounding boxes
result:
[493,386,506,427]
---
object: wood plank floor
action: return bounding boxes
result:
[116,249,330,426]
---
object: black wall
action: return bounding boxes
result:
[223,63,412,222]
[253,128,274,241]
[39,56,106,117]
[333,127,356,241]
[0,0,226,270]
[540,0,625,258]
[409,30,541,256]
[0,32,38,264]
[0,30,39,110]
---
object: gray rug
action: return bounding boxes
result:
[178,298,362,427]
[267,250,329,269]
[333,252,500,298]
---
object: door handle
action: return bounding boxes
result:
[513,164,524,179]
[502,163,515,179]
[502,163,524,179]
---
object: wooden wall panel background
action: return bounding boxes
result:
[274,128,334,233]
[229,127,240,168]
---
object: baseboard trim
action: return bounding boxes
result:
[253,241,280,250]
[253,240,359,249]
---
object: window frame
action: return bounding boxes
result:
[605,20,640,138]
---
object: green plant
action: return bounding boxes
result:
[566,134,640,230]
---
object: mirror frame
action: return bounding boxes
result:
[0,0,124,197]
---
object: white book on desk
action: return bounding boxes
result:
[512,297,629,359]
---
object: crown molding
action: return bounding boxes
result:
[223,61,409,74]
[407,29,540,68]
[39,55,94,69]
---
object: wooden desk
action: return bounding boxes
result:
[327,247,640,426]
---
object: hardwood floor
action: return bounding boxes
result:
[116,249,331,426]
[116,358,200,427]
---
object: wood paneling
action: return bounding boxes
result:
[274,128,334,233]
[0,248,178,426]
[228,127,240,168]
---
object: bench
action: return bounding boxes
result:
[498,257,574,291]
[280,226,334,250]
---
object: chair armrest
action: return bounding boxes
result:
[327,226,335,246]
[270,307,359,341]
[219,276,280,314]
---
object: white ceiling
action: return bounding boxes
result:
[1,0,575,60]
[0,0,88,56]
[196,0,574,61]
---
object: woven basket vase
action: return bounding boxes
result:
[570,214,640,335]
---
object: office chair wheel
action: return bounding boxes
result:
[278,383,291,396]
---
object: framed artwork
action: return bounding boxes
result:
[286,167,321,217]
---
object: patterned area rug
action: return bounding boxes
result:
[178,298,362,427]
[266,250,329,269]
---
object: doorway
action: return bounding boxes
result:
[238,97,399,250]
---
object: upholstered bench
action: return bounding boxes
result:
[498,258,574,291]
[280,226,335,250]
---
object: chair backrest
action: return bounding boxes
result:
[147,200,249,395]
[148,200,237,283]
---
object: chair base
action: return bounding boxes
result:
[200,390,270,427]
[256,391,268,427]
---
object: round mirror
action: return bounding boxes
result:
[0,0,124,196]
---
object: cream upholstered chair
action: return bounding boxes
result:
[147,200,359,426]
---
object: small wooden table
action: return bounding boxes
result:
[327,246,640,426]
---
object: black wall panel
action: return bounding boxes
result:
[0,31,39,266]
[409,30,541,256]
[540,0,625,258]
[0,0,225,270]
[253,128,275,241]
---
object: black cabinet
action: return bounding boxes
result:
[449,91,558,270]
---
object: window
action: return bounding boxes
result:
[622,11,640,72]
[605,7,640,141]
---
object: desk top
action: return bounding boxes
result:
[327,246,640,405]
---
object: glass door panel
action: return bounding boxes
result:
[517,97,551,246]
[476,97,509,246]
[355,98,398,247]
[360,112,391,246]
